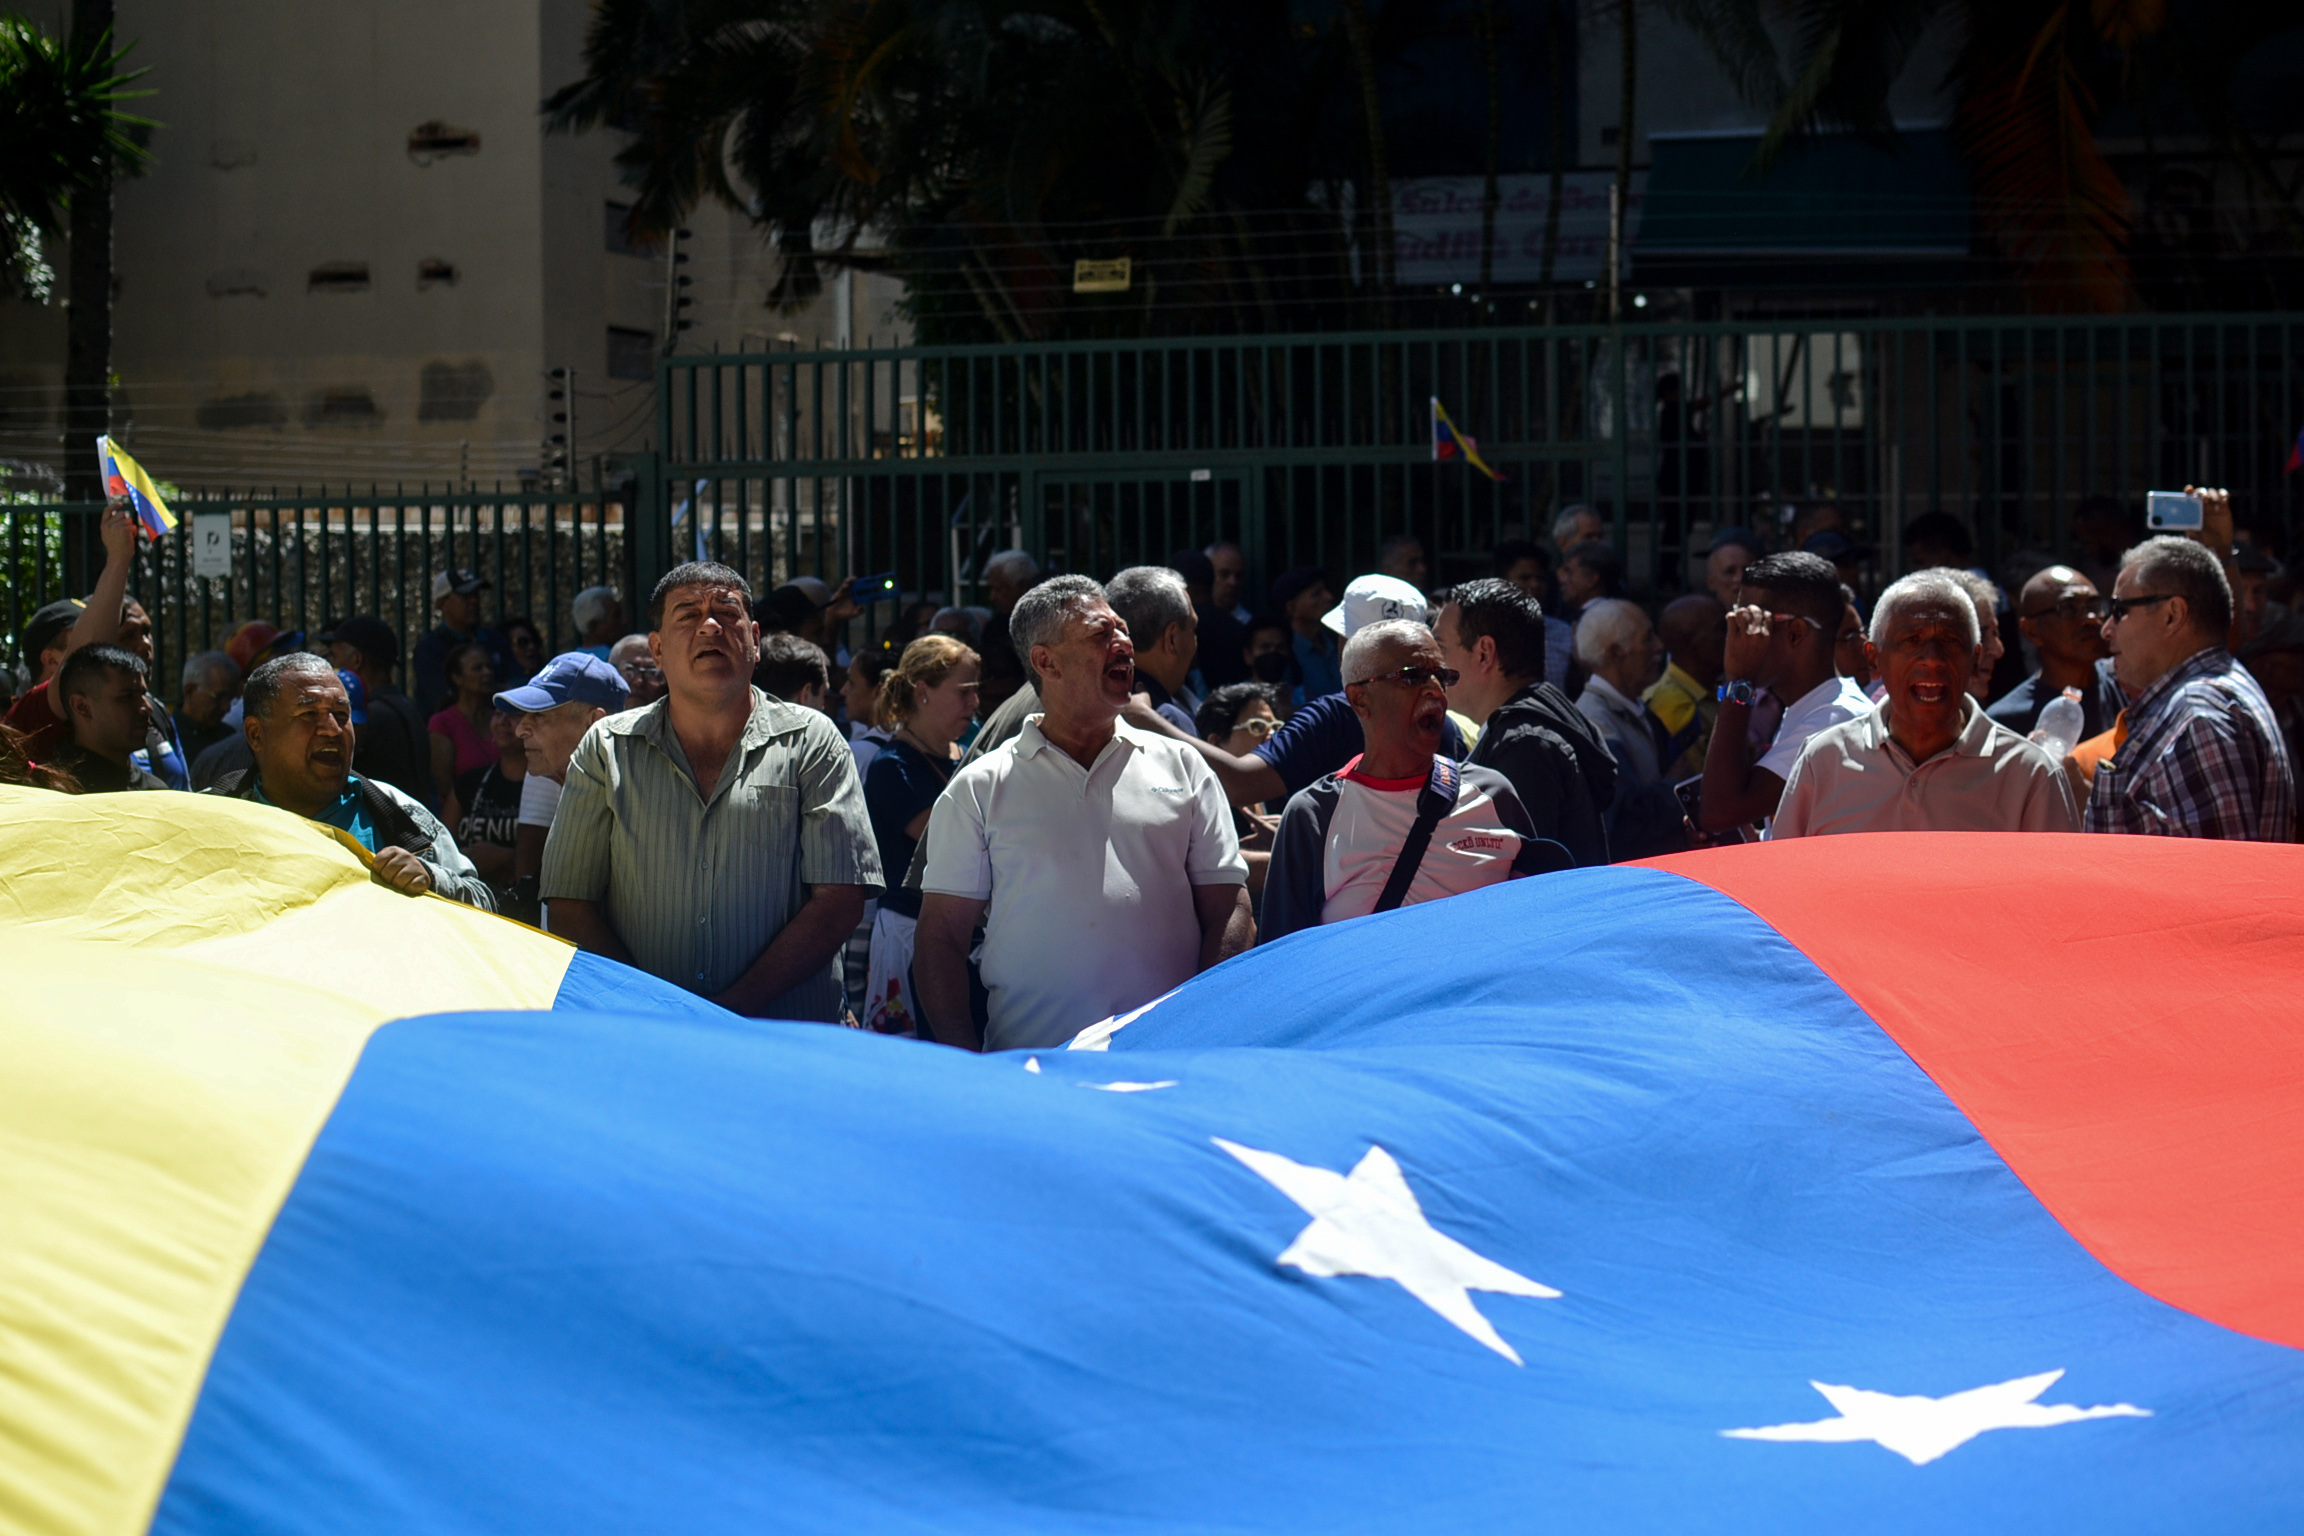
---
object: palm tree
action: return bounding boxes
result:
[1662,0,2302,310]
[544,0,1427,342]
[0,8,149,501]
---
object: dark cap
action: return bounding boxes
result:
[22,598,84,663]
[1706,526,1761,556]
[432,568,489,601]
[495,651,631,714]
[2233,543,2280,575]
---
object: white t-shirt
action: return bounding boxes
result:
[517,773,563,830]
[921,716,1247,1051]
[1757,675,1877,781]
[1319,760,1525,926]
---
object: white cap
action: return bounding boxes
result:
[1321,573,1429,637]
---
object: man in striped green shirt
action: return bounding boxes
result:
[541,562,884,1021]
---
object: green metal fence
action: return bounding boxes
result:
[0,486,637,699]
[652,313,2304,610]
[7,314,2303,702]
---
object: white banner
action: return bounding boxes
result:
[1391,173,1645,288]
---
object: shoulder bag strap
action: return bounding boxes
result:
[1372,757,1457,915]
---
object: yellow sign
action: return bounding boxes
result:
[1073,257,1133,294]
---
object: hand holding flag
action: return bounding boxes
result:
[1431,397,1507,483]
[96,435,176,542]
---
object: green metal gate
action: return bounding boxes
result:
[6,313,2303,703]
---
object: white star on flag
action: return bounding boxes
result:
[1215,1138,1559,1364]
[1723,1369,2151,1465]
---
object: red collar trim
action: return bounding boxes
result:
[1339,753,1427,792]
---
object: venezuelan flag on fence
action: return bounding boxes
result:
[4,788,2302,1535]
[1431,396,1506,482]
[94,436,175,541]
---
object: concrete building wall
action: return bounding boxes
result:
[0,0,910,496]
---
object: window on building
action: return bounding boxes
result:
[305,388,382,427]
[606,202,661,257]
[307,262,371,293]
[407,121,482,163]
[607,327,656,381]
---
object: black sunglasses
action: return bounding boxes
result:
[2022,596,2110,623]
[2106,593,2178,624]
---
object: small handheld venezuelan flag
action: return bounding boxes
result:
[2285,420,2304,474]
[1430,397,1506,483]
[96,434,177,541]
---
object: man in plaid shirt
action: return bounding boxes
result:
[2087,534,2295,840]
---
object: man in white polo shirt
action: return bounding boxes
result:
[915,574,1251,1050]
[1261,620,1566,941]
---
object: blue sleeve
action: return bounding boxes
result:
[1252,695,1359,798]
[1257,788,1333,945]
[1157,701,1198,736]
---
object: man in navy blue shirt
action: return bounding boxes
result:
[1125,574,1461,808]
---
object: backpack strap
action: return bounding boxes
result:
[1372,757,1458,915]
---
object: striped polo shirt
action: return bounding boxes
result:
[540,689,883,1019]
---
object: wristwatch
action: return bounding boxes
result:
[1716,679,1761,706]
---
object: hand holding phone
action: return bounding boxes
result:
[2147,491,2203,532]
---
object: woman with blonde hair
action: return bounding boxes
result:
[862,634,979,1036]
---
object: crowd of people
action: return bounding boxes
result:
[6,487,2294,1052]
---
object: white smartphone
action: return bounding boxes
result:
[2147,491,2203,531]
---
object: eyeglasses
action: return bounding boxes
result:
[1350,665,1461,690]
[2022,596,2110,623]
[1235,715,1278,739]
[2106,593,2178,624]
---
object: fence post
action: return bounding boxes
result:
[628,451,671,602]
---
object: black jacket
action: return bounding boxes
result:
[1465,683,1616,868]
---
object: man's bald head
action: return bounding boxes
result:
[1656,593,1728,688]
[2020,564,2093,610]
[1659,593,1724,649]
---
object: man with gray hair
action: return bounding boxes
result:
[209,653,494,907]
[916,574,1249,1050]
[1106,564,1200,733]
[2086,532,2294,840]
[1261,619,1562,941]
[1573,599,1680,858]
[1772,571,2077,838]
[975,548,1042,716]
[572,586,623,659]
[177,649,242,764]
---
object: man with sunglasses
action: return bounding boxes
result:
[1694,552,1872,836]
[1260,621,1565,943]
[2085,535,2294,841]
[1986,566,2122,744]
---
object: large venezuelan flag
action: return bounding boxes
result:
[4,789,2301,1533]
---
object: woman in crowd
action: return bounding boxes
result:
[455,706,528,919]
[1196,681,1281,898]
[845,647,895,777]
[502,616,546,685]
[862,634,979,1036]
[428,641,500,832]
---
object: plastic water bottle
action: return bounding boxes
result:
[2030,687,2085,760]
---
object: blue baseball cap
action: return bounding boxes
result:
[334,669,369,725]
[494,651,630,714]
